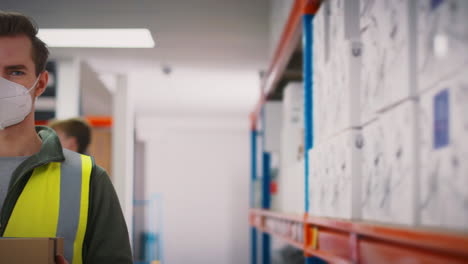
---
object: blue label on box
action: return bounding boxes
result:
[434,89,450,149]
[431,0,444,10]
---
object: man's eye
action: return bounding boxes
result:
[10,71,26,76]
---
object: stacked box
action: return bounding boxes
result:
[329,0,360,42]
[278,159,305,214]
[309,129,363,219]
[360,0,417,123]
[278,82,305,213]
[264,102,283,153]
[309,139,335,216]
[418,72,468,230]
[332,129,363,219]
[361,118,386,222]
[313,0,362,144]
[361,100,419,225]
[418,0,468,93]
[308,147,322,216]
[313,2,329,145]
[312,0,326,67]
[281,82,304,167]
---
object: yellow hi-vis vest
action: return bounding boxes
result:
[4,149,92,264]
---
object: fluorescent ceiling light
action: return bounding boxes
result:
[38,28,155,48]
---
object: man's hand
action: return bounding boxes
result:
[55,255,69,264]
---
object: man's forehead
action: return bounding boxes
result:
[0,35,34,68]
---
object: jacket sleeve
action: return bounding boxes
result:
[82,166,133,264]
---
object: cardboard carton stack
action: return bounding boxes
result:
[0,237,64,264]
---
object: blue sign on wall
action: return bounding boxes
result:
[434,89,450,149]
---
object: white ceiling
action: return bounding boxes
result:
[3,0,271,116]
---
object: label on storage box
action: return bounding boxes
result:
[434,89,449,149]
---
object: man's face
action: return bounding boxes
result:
[0,34,48,100]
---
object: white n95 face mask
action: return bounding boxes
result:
[0,76,40,130]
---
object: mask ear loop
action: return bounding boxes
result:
[26,73,42,94]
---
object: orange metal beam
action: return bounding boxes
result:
[250,209,468,263]
[251,0,305,129]
[35,116,113,128]
[304,0,321,15]
[85,116,113,128]
[250,0,322,129]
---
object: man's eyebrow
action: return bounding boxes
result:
[5,64,28,70]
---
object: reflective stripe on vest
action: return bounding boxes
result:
[4,149,92,264]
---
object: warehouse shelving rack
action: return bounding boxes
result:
[249,0,468,263]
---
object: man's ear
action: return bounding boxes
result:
[69,136,79,153]
[34,71,49,97]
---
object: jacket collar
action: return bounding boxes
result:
[35,126,65,163]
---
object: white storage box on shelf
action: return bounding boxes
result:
[264,102,283,153]
[326,40,362,131]
[312,0,326,68]
[308,147,323,217]
[361,100,419,225]
[418,72,468,230]
[278,159,305,214]
[361,118,385,222]
[308,141,329,217]
[418,0,468,93]
[309,129,363,219]
[360,0,417,123]
[278,82,304,214]
[328,0,360,42]
[332,129,363,219]
[313,0,362,144]
[280,82,304,167]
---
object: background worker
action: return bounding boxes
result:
[49,118,91,155]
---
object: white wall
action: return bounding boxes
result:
[137,116,250,264]
[131,66,259,264]
[80,62,113,116]
[129,67,261,116]
[55,58,81,119]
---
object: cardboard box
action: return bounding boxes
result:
[332,129,363,219]
[418,72,468,230]
[308,148,321,216]
[278,84,304,214]
[277,159,305,214]
[0,237,64,264]
[329,0,360,42]
[264,102,283,153]
[314,40,362,144]
[313,1,327,68]
[361,118,385,222]
[360,0,417,123]
[281,82,304,167]
[361,100,419,225]
[309,129,362,219]
[418,0,468,94]
[313,0,361,145]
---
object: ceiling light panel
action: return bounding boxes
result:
[38,28,155,48]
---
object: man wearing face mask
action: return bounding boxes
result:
[0,11,132,264]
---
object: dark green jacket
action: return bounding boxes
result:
[0,126,133,264]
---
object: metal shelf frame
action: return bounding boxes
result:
[250,0,468,263]
[251,209,468,264]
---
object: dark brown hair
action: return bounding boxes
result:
[49,118,92,154]
[0,11,49,76]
